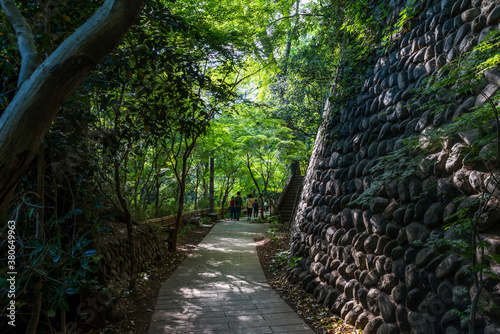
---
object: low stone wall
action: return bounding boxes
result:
[95,225,168,280]
[290,0,500,333]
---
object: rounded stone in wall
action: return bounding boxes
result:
[391,283,408,305]
[454,13,464,29]
[478,26,495,45]
[404,204,415,225]
[418,35,427,49]
[425,30,436,45]
[413,64,427,82]
[424,202,444,228]
[364,269,381,287]
[460,33,479,53]
[367,288,381,313]
[377,323,400,334]
[424,44,436,62]
[363,316,383,334]
[402,83,416,101]
[388,72,398,88]
[343,279,357,299]
[378,291,397,323]
[340,228,357,246]
[345,305,364,326]
[395,101,409,121]
[331,293,348,313]
[487,5,500,24]
[415,248,436,267]
[383,87,401,107]
[391,245,406,260]
[413,197,429,221]
[444,31,457,52]
[322,288,341,308]
[407,222,430,244]
[368,140,379,159]
[437,280,454,305]
[406,288,424,312]
[469,171,485,191]
[378,273,399,292]
[443,18,455,36]
[435,254,462,279]
[472,14,487,32]
[471,0,481,7]
[393,206,406,225]
[452,285,471,310]
[374,256,386,275]
[381,238,397,256]
[363,209,373,232]
[354,251,367,270]
[378,124,392,143]
[398,179,411,202]
[397,71,409,90]
[435,26,444,45]
[427,252,446,272]
[441,311,461,329]
[366,254,376,271]
[370,215,387,236]
[434,38,444,56]
[446,144,465,174]
[455,22,473,46]
[381,253,393,271]
[397,227,408,245]
[425,59,436,74]
[462,7,481,22]
[355,311,371,330]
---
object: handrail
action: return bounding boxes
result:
[141,208,212,226]
[274,173,293,214]
[287,176,304,228]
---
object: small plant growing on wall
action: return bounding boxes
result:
[354,31,500,333]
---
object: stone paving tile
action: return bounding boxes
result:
[148,220,314,334]
[271,323,319,333]
[148,321,230,333]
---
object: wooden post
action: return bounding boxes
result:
[209,157,214,213]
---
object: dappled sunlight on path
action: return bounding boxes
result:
[148,220,314,334]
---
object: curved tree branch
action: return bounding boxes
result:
[0,0,40,87]
[0,0,144,214]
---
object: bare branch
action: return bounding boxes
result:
[0,0,40,86]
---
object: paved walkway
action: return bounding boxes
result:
[148,219,315,334]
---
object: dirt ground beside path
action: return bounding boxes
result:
[255,231,360,334]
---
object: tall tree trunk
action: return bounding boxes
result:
[172,167,187,251]
[155,176,160,218]
[114,163,136,290]
[194,166,199,210]
[209,157,215,212]
[202,161,209,203]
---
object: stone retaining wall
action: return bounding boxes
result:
[95,225,168,280]
[290,0,500,333]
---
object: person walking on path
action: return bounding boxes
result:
[229,196,235,220]
[234,192,243,221]
[253,199,259,218]
[246,194,254,220]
